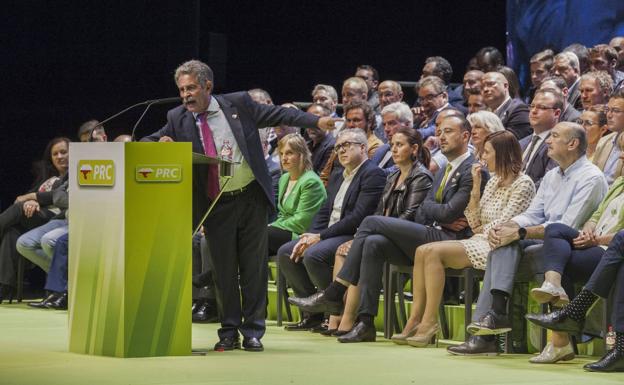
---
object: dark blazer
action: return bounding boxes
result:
[310,159,385,240]
[371,143,395,170]
[310,134,335,174]
[495,98,532,140]
[141,92,319,227]
[419,153,488,239]
[519,133,556,191]
[375,162,433,222]
[560,104,581,123]
[266,156,281,218]
[568,79,582,110]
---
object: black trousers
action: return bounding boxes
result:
[0,202,50,286]
[268,226,292,256]
[203,182,269,340]
[585,230,624,332]
[337,216,454,316]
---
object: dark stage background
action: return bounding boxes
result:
[2,0,506,208]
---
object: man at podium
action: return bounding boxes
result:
[142,60,337,352]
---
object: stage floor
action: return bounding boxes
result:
[0,303,622,385]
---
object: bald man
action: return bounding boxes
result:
[481,72,532,139]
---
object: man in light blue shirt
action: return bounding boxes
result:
[449,121,608,355]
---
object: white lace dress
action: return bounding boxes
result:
[460,173,536,269]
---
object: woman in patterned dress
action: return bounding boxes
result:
[397,130,535,347]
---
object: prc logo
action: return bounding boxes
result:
[135,165,182,183]
[77,160,115,187]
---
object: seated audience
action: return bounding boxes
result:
[481,71,532,139]
[580,71,614,111]
[375,80,405,142]
[528,174,624,363]
[467,110,506,160]
[371,102,414,171]
[528,49,555,103]
[312,84,339,118]
[610,36,624,73]
[421,56,465,113]
[0,137,69,302]
[355,64,380,112]
[497,66,522,100]
[475,46,505,73]
[77,119,107,142]
[288,115,487,342]
[449,122,607,356]
[590,44,624,94]
[325,127,433,336]
[553,52,582,109]
[268,133,327,255]
[279,129,385,331]
[461,70,484,107]
[467,88,487,114]
[539,75,581,123]
[563,43,591,75]
[397,131,534,347]
[305,104,335,174]
[413,76,453,140]
[593,90,624,184]
[527,230,624,372]
[577,104,609,161]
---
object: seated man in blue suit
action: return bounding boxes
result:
[289,115,488,342]
[278,128,386,331]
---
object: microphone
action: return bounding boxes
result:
[88,97,182,142]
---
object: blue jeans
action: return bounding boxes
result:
[16,219,68,272]
[45,232,68,293]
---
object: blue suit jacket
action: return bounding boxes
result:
[142,92,319,228]
[310,159,386,240]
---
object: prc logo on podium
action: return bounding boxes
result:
[135,165,182,183]
[77,160,115,187]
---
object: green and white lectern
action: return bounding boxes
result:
[68,142,192,358]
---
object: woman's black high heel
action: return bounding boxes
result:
[0,284,15,304]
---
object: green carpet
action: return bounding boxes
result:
[0,303,622,385]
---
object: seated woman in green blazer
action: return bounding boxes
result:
[268,133,327,255]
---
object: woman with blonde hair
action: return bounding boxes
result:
[268,133,326,255]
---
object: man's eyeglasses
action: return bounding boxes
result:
[575,119,597,126]
[417,92,443,104]
[605,107,624,114]
[334,141,363,153]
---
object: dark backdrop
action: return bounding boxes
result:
[2,0,505,207]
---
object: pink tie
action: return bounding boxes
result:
[198,113,220,200]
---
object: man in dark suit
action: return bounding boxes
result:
[520,88,560,190]
[539,76,581,123]
[554,52,582,110]
[278,128,385,331]
[289,115,488,342]
[142,60,336,352]
[305,104,335,174]
[482,72,532,139]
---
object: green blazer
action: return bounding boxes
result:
[588,176,624,231]
[270,170,327,239]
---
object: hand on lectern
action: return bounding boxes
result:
[159,136,174,142]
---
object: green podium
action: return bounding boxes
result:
[68,142,192,357]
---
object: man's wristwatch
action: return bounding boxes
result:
[518,227,527,240]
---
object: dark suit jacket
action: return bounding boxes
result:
[495,98,532,140]
[141,92,319,228]
[371,143,395,170]
[519,133,556,191]
[310,134,335,174]
[419,153,488,239]
[310,159,386,240]
[560,104,581,123]
[568,79,582,110]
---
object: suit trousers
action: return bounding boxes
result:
[203,181,269,340]
[585,230,624,332]
[45,232,68,293]
[278,235,353,299]
[338,216,454,317]
[0,203,49,286]
[473,239,542,321]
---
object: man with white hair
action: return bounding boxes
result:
[371,102,413,171]
[553,51,582,109]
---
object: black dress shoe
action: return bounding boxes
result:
[447,336,499,356]
[0,284,15,304]
[46,293,68,310]
[332,330,349,337]
[525,309,583,334]
[320,328,337,336]
[337,321,376,343]
[192,301,219,323]
[584,349,624,372]
[288,291,343,315]
[28,292,60,309]
[214,336,241,351]
[242,337,264,352]
[284,315,324,331]
[468,310,511,335]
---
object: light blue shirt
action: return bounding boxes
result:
[513,155,608,229]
